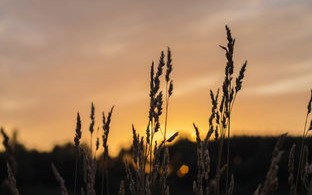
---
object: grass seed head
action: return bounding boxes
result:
[308,89,312,114]
[1,128,11,153]
[74,112,82,147]
[166,132,179,143]
[89,102,95,134]
[168,80,173,97]
[235,61,247,93]
[96,137,99,151]
[102,106,114,157]
[166,47,173,82]
[193,123,201,143]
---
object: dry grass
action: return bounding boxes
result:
[192,25,247,195]
[288,144,297,195]
[0,26,311,195]
[1,128,19,195]
[253,133,286,195]
[51,163,69,195]
[124,47,176,195]
[297,89,312,194]
[6,162,19,195]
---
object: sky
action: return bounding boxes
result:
[0,0,311,156]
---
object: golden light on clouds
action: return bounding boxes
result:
[0,0,311,156]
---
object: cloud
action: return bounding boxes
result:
[175,74,221,97]
[246,74,312,96]
[0,97,38,111]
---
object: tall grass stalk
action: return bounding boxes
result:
[164,47,173,145]
[6,162,19,195]
[288,144,297,195]
[125,49,177,195]
[89,102,95,157]
[51,163,69,195]
[192,25,247,195]
[101,106,114,195]
[217,25,247,195]
[74,112,82,195]
[296,89,312,192]
[253,133,287,195]
[1,128,19,195]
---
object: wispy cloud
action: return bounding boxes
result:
[175,74,221,97]
[247,74,312,96]
[0,97,38,111]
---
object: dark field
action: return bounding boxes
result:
[0,136,308,195]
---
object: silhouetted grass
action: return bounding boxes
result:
[0,26,311,195]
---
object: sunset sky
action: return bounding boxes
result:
[0,0,311,156]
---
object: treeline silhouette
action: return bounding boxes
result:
[0,136,308,195]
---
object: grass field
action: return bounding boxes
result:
[1,26,311,195]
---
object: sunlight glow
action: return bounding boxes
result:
[177,164,189,177]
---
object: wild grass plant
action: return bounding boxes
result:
[51,163,68,195]
[192,25,247,195]
[0,25,311,195]
[1,128,19,195]
[124,47,176,195]
[296,90,312,194]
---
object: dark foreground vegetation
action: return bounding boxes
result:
[0,136,309,195]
